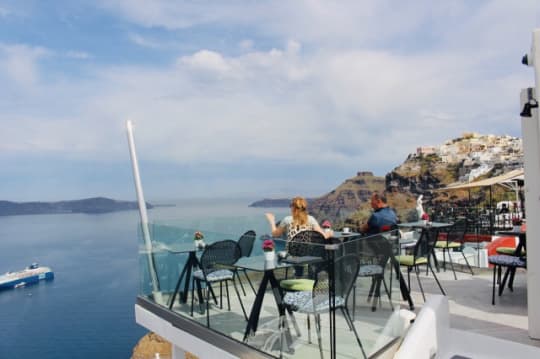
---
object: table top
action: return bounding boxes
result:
[234,256,294,272]
[398,221,453,229]
[165,243,203,254]
[332,231,362,239]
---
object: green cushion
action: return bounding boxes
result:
[435,241,461,249]
[496,247,525,255]
[280,279,315,291]
[397,255,428,266]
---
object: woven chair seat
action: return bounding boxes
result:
[396,255,428,266]
[435,241,461,249]
[283,290,345,312]
[280,278,314,291]
[496,247,527,255]
[358,264,383,276]
[488,255,526,268]
[193,269,234,282]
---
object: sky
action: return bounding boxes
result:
[0,0,539,202]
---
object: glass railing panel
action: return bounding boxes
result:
[138,220,402,358]
[336,231,401,358]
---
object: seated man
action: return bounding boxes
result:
[360,192,398,234]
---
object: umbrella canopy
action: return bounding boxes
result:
[436,169,524,191]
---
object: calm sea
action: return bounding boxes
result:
[0,198,286,359]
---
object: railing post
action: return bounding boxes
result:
[326,243,340,359]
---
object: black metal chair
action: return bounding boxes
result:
[235,230,257,295]
[435,220,474,279]
[280,230,327,292]
[397,226,446,302]
[488,240,527,305]
[283,254,367,359]
[191,240,247,327]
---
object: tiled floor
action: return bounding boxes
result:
[399,264,540,348]
[168,274,400,358]
[166,263,540,358]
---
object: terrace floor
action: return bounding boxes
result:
[166,263,540,358]
[168,272,399,358]
[401,264,540,349]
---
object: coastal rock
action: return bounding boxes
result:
[131,332,172,359]
[0,197,153,216]
[309,172,387,228]
[249,198,316,207]
[308,133,524,227]
[249,198,291,207]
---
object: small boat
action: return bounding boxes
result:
[0,263,54,290]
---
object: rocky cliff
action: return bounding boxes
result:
[131,332,172,359]
[309,133,523,229]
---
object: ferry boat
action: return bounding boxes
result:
[0,263,54,290]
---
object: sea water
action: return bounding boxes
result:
[0,198,287,358]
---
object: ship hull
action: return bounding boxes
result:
[0,266,54,290]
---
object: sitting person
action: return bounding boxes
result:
[360,192,398,234]
[265,196,332,241]
[499,203,510,214]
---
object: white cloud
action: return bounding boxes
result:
[0,7,10,17]
[1,1,538,179]
[179,50,231,74]
[239,39,253,51]
[0,43,50,87]
[128,33,164,49]
[66,50,91,59]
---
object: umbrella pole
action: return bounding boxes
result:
[489,186,493,234]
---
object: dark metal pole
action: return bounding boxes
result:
[490,186,494,234]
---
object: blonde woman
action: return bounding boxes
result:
[265,196,333,241]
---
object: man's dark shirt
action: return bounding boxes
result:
[367,206,398,234]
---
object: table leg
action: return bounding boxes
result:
[169,255,192,309]
[181,254,195,303]
[268,273,294,352]
[243,272,270,341]
[392,257,414,310]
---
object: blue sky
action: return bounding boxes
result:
[0,1,539,202]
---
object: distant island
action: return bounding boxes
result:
[249,198,316,207]
[0,197,153,216]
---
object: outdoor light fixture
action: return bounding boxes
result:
[522,52,534,67]
[520,88,538,117]
[521,100,538,117]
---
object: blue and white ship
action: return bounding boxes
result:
[0,263,54,290]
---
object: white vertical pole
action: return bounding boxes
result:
[522,29,540,339]
[126,120,163,304]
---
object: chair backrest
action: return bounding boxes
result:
[358,234,394,269]
[199,240,241,275]
[237,230,256,258]
[288,230,327,258]
[312,254,360,307]
[446,220,466,243]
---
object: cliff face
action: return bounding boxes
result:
[131,332,172,359]
[309,172,386,225]
[309,133,524,228]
